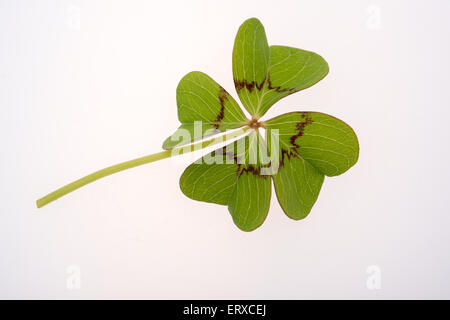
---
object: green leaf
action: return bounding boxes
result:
[265,111,358,219]
[259,46,329,116]
[266,112,359,176]
[271,155,324,220]
[180,131,271,231]
[163,71,247,149]
[232,18,270,117]
[179,151,241,206]
[227,131,271,231]
[232,19,329,118]
[228,168,271,231]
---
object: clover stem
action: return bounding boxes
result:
[36,127,251,208]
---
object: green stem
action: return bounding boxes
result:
[36,127,250,208]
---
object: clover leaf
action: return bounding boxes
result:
[232,18,329,118]
[162,71,247,150]
[37,18,359,232]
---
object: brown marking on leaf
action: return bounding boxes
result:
[242,165,260,175]
[279,148,292,168]
[234,79,265,93]
[235,163,270,179]
[224,149,241,164]
[212,87,228,129]
[234,76,297,95]
[266,78,297,94]
[289,113,313,149]
[275,113,314,168]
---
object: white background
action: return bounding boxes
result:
[1,0,450,299]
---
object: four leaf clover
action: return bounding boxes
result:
[163,18,359,231]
